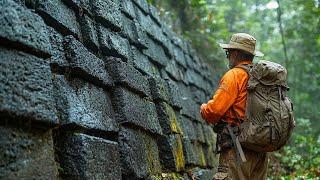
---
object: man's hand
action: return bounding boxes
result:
[200,103,207,120]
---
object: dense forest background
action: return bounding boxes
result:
[147,0,320,178]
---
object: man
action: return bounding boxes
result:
[200,33,268,180]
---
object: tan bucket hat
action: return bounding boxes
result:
[219,33,264,57]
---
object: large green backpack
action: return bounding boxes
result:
[237,60,295,152]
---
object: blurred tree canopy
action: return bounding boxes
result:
[147,0,320,131]
[148,0,320,178]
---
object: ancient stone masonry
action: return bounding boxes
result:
[0,0,217,179]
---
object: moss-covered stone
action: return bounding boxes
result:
[157,134,185,172]
[156,102,182,135]
[141,133,162,176]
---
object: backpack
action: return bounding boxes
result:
[237,60,295,152]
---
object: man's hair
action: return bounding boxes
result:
[237,50,254,61]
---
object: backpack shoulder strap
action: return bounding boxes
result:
[235,64,252,74]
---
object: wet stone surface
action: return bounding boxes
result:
[64,36,113,88]
[0,125,58,179]
[112,87,162,135]
[155,102,181,134]
[130,46,160,77]
[55,132,121,179]
[91,0,122,32]
[166,80,183,110]
[148,76,170,103]
[157,134,185,172]
[98,25,130,60]
[0,0,52,56]
[62,0,91,16]
[182,138,197,166]
[165,60,185,82]
[177,115,197,142]
[193,122,206,144]
[36,0,80,38]
[0,47,58,126]
[143,36,169,67]
[132,0,149,14]
[120,0,136,19]
[52,75,118,132]
[79,14,100,52]
[47,26,69,68]
[119,127,161,179]
[106,57,150,97]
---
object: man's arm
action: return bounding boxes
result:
[200,70,238,124]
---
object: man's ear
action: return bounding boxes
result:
[234,50,240,60]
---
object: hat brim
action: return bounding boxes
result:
[219,43,264,57]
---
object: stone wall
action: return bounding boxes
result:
[0,0,218,179]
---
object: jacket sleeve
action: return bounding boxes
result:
[201,70,238,124]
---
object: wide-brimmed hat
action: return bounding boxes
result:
[219,33,264,57]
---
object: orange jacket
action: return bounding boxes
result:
[201,61,252,126]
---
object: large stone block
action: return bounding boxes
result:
[148,4,161,26]
[203,124,216,146]
[172,36,184,50]
[54,132,121,179]
[184,69,207,91]
[192,142,207,167]
[63,36,113,88]
[166,80,183,110]
[143,36,169,67]
[0,0,51,56]
[178,85,202,121]
[162,23,174,39]
[193,122,206,144]
[181,138,197,166]
[0,47,58,126]
[0,125,58,179]
[62,0,91,16]
[132,20,148,49]
[148,76,170,103]
[165,60,185,82]
[130,46,160,77]
[157,134,185,172]
[119,128,161,179]
[133,5,165,47]
[132,0,149,14]
[181,98,202,122]
[36,0,80,38]
[141,133,162,177]
[203,143,218,168]
[91,0,122,32]
[119,127,147,179]
[52,75,118,132]
[121,14,136,43]
[78,14,99,52]
[112,87,162,135]
[119,0,136,19]
[161,35,174,59]
[177,115,197,141]
[190,85,207,104]
[156,102,181,135]
[98,25,130,61]
[173,46,187,68]
[106,57,150,97]
[47,26,69,69]
[185,53,198,70]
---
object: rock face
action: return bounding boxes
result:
[0,0,218,179]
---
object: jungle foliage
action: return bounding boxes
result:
[147,0,320,178]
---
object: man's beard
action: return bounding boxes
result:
[228,61,235,69]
